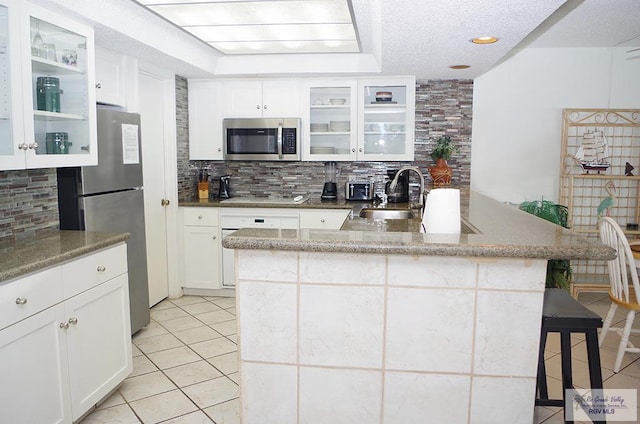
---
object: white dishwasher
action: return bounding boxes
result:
[219,209,299,287]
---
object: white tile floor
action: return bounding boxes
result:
[79,295,240,424]
[78,292,640,424]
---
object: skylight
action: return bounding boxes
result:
[133,0,360,55]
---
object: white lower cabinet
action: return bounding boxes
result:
[0,303,71,424]
[65,274,132,420]
[182,207,221,290]
[0,244,132,424]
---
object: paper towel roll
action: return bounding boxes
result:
[421,188,461,234]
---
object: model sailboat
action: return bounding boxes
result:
[574,129,610,173]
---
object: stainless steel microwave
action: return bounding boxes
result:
[223,118,301,161]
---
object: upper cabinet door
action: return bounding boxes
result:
[357,77,415,162]
[0,0,97,171]
[302,79,358,161]
[0,0,26,170]
[222,79,300,118]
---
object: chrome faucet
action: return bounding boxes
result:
[389,166,425,208]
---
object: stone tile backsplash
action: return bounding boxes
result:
[0,169,59,243]
[176,76,473,201]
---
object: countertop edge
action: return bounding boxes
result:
[222,233,615,260]
[0,231,130,283]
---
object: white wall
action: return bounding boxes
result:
[471,47,640,204]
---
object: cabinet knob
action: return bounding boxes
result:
[212,235,217,240]
[15,297,27,305]
[256,105,261,109]
[60,322,69,330]
[96,83,102,89]
[198,215,203,219]
[359,148,363,152]
[97,265,106,272]
[29,143,38,150]
[320,219,325,223]
[18,143,28,151]
[161,199,170,206]
[68,317,78,325]
[352,148,356,152]
[218,148,222,152]
[263,105,268,109]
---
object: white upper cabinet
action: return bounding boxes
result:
[302,80,358,161]
[357,77,415,162]
[0,0,97,170]
[222,79,300,118]
[188,79,223,160]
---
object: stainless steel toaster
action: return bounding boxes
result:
[345,182,374,201]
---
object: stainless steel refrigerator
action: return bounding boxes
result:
[57,108,150,334]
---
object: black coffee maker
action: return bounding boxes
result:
[385,169,409,203]
[218,175,231,199]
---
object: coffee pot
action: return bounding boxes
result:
[385,169,409,203]
[219,175,231,199]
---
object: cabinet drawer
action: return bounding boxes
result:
[183,207,219,227]
[62,244,128,298]
[0,267,63,330]
[299,210,350,230]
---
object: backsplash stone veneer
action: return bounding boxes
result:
[0,169,59,243]
[176,76,473,201]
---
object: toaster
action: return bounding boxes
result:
[345,182,374,201]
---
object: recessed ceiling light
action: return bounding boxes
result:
[449,65,470,69]
[471,36,498,44]
[133,0,360,55]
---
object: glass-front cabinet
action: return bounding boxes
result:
[302,80,358,161]
[0,0,96,170]
[302,77,415,161]
[358,77,415,161]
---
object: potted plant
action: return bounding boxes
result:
[429,135,458,186]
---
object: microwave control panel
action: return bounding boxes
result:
[283,128,297,154]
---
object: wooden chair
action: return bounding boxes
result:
[598,217,640,373]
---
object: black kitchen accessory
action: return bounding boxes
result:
[321,161,338,200]
[219,175,231,199]
[385,169,409,203]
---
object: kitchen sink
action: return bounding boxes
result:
[359,208,416,219]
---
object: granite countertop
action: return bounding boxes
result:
[0,231,130,283]
[180,196,355,210]
[221,191,617,260]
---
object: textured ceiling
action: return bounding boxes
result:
[31,0,640,79]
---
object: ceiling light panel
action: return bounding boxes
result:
[134,0,359,54]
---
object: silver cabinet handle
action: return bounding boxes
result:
[18,143,28,151]
[217,147,222,152]
[15,297,27,305]
[320,219,325,223]
[96,83,102,89]
[212,235,217,240]
[29,143,38,149]
[60,322,69,330]
[359,148,363,152]
[263,105,268,109]
[352,148,356,152]
[97,265,106,272]
[68,317,78,325]
[198,215,203,220]
[256,105,260,109]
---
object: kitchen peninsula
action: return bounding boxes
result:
[222,191,615,424]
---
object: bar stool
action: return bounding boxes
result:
[535,288,605,424]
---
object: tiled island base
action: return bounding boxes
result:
[235,249,547,424]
